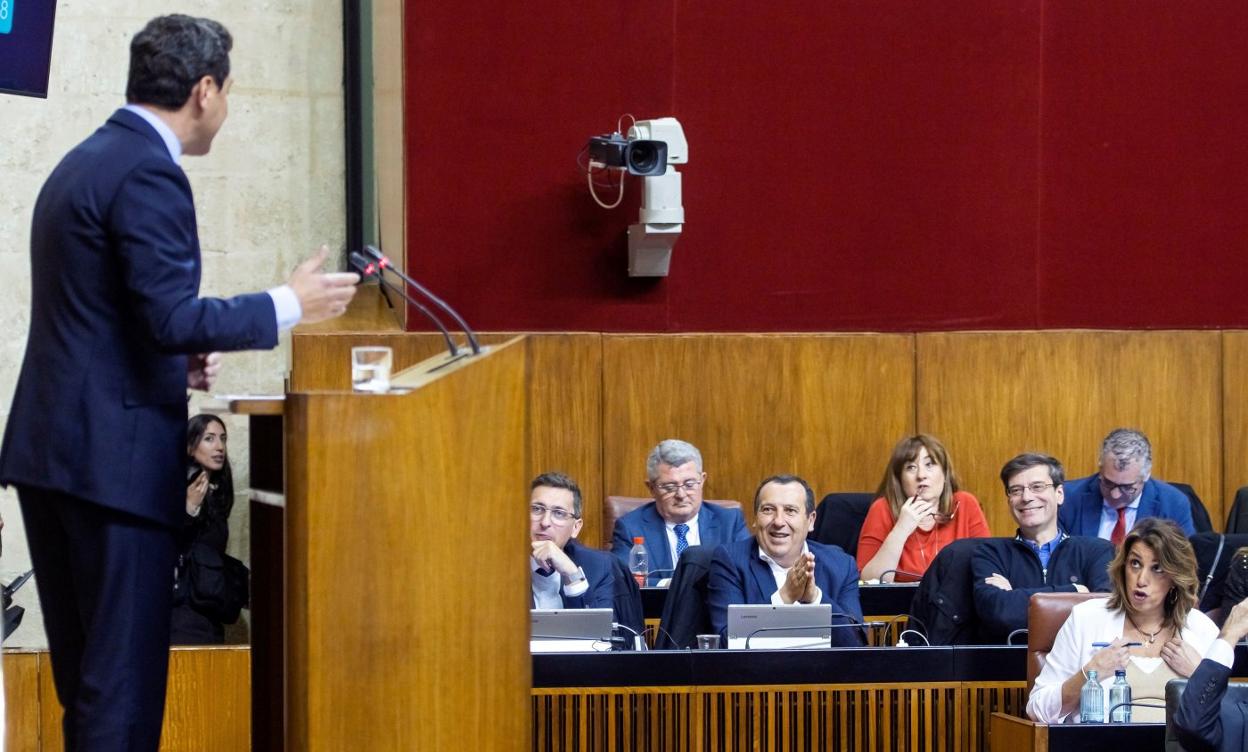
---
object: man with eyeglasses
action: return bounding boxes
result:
[530,472,615,610]
[1058,428,1196,543]
[610,439,750,577]
[971,453,1114,643]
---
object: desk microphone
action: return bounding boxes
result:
[878,569,924,583]
[362,245,481,355]
[350,252,460,357]
[743,617,884,649]
[1106,700,1166,721]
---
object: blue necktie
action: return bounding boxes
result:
[674,523,689,559]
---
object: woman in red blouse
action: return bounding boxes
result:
[857,434,991,582]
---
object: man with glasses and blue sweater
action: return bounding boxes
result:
[530,472,614,610]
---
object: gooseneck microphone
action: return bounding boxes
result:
[362,245,481,355]
[743,615,884,649]
[349,252,459,357]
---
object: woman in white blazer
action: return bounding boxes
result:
[1027,518,1219,723]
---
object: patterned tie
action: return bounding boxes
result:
[1110,507,1128,546]
[674,523,690,559]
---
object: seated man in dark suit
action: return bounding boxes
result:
[530,472,614,610]
[972,453,1114,643]
[707,474,864,645]
[611,439,751,578]
[1059,428,1195,542]
[1173,597,1248,752]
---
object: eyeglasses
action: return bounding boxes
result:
[932,499,960,524]
[529,503,578,524]
[654,478,703,497]
[1006,481,1056,500]
[1098,476,1141,498]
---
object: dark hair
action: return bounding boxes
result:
[531,472,583,519]
[187,413,234,522]
[999,452,1066,490]
[877,434,959,519]
[753,474,815,515]
[127,15,232,108]
[1106,518,1199,632]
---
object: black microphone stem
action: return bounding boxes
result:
[350,253,459,357]
[364,246,481,355]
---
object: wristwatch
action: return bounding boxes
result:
[563,567,587,586]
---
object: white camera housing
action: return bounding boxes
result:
[628,118,688,165]
[626,117,687,276]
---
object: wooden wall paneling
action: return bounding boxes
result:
[285,339,530,751]
[917,331,1222,536]
[2,651,41,752]
[161,647,251,751]
[601,334,916,532]
[525,334,604,546]
[11,648,251,752]
[1222,331,1248,530]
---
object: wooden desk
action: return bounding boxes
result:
[989,711,1166,751]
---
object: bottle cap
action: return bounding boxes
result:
[633,536,644,544]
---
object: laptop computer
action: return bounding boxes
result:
[529,608,614,653]
[726,603,833,649]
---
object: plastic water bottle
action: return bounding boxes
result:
[1080,670,1104,723]
[628,537,649,587]
[1109,669,1132,723]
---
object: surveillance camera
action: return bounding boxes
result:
[588,133,668,176]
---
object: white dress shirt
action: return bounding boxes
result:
[1097,494,1141,540]
[530,557,588,609]
[759,542,823,605]
[663,514,701,570]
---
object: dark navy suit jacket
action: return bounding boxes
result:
[0,109,277,527]
[1058,475,1196,539]
[1173,657,1248,752]
[707,538,864,645]
[559,540,616,610]
[610,500,751,575]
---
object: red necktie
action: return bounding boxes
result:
[1110,507,1127,546]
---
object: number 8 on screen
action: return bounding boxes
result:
[0,0,13,35]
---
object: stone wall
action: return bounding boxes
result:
[0,2,345,647]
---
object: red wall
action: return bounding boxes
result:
[402,1,1248,332]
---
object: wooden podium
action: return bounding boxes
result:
[255,335,531,750]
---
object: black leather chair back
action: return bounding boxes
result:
[810,492,875,556]
[1170,481,1213,534]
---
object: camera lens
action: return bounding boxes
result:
[625,140,667,176]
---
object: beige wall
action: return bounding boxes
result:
[0,4,345,647]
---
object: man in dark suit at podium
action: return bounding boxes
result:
[0,15,357,751]
[530,472,614,609]
[611,439,751,578]
[707,475,864,646]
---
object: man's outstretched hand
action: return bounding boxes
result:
[288,245,360,324]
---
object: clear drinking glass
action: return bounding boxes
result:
[351,346,393,393]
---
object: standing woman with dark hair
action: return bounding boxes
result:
[172,414,236,644]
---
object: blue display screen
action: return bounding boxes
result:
[0,0,58,98]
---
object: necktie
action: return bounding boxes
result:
[1110,507,1128,546]
[674,523,690,559]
